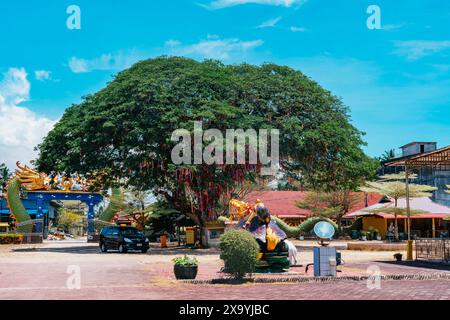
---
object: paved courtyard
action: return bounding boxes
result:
[0,240,449,300]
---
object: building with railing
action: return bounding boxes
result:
[381,142,450,207]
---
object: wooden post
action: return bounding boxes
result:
[405,167,411,240]
[432,218,436,238]
[405,166,413,260]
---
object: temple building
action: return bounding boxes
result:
[243,190,382,226]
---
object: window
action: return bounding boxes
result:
[119,227,142,236]
[420,144,425,153]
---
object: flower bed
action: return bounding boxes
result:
[0,233,23,244]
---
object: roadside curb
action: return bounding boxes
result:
[181,272,450,285]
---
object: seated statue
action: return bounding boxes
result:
[237,199,287,252]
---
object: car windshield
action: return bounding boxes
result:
[119,228,143,236]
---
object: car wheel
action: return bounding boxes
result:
[100,242,108,253]
[141,248,148,253]
[118,244,127,253]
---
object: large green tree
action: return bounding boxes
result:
[0,163,11,184]
[296,191,363,232]
[36,56,375,228]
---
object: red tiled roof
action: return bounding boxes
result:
[243,191,383,219]
[365,213,450,219]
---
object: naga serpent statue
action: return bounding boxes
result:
[5,163,51,233]
[220,198,360,271]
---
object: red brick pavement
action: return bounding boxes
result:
[1,242,449,300]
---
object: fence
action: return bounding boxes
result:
[415,238,450,263]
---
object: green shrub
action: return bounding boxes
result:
[219,230,259,279]
[0,234,23,244]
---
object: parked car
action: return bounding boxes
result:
[99,226,149,253]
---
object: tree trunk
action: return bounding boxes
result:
[336,216,343,236]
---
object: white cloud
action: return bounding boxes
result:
[203,0,303,10]
[257,16,282,29]
[68,50,145,73]
[290,26,306,32]
[165,36,263,60]
[0,68,30,104]
[381,24,404,31]
[0,68,56,168]
[34,70,51,81]
[393,40,450,61]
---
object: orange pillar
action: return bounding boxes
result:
[432,218,436,238]
[160,234,167,248]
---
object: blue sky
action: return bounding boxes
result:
[0,0,449,167]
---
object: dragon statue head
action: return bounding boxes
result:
[14,162,51,191]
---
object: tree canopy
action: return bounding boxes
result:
[36,56,376,225]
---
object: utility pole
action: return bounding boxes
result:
[405,164,413,260]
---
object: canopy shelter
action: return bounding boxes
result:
[345,197,450,238]
[346,197,450,218]
[386,145,450,169]
[385,145,450,241]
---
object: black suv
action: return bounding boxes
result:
[99,226,149,253]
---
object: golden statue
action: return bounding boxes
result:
[229,198,285,252]
[12,162,94,193]
[15,162,51,191]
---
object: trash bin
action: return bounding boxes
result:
[336,251,342,266]
[160,234,167,248]
[186,227,197,245]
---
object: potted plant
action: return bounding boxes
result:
[360,231,367,241]
[367,227,374,241]
[172,255,198,280]
[374,229,382,241]
[394,253,403,261]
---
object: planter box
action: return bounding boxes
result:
[174,265,198,280]
[21,234,43,244]
[348,242,407,251]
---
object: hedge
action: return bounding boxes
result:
[0,234,23,244]
[219,229,259,279]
